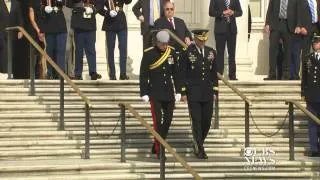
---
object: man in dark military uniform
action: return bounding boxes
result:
[67,0,101,80]
[301,34,320,157]
[139,30,181,158]
[180,29,218,159]
[40,0,67,79]
[97,0,132,80]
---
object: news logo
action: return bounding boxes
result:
[243,147,276,171]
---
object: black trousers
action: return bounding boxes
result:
[215,25,237,79]
[0,33,4,73]
[149,98,174,154]
[188,99,213,151]
[268,20,292,79]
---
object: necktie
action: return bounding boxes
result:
[279,0,287,19]
[153,0,160,22]
[224,0,230,22]
[169,18,175,29]
[308,0,318,23]
[5,0,11,13]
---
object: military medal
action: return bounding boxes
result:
[208,51,214,60]
[168,55,174,64]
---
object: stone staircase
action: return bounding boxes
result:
[0,80,319,179]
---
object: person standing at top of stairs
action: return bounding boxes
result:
[301,33,320,157]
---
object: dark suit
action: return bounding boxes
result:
[154,16,192,51]
[209,0,242,79]
[180,43,218,158]
[0,0,23,73]
[265,0,304,79]
[301,52,320,153]
[132,0,164,49]
[301,0,320,79]
[139,45,180,155]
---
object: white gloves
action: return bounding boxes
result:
[142,95,149,102]
[175,93,181,102]
[44,6,53,14]
[109,10,117,18]
[85,7,93,15]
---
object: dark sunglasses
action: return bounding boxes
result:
[165,8,174,11]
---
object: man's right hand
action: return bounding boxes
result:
[142,95,149,102]
[138,15,144,23]
[264,25,270,34]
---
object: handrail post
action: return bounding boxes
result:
[59,76,65,130]
[6,31,13,79]
[288,102,295,161]
[160,144,165,180]
[29,44,35,96]
[214,92,219,129]
[120,104,126,162]
[245,102,250,147]
[84,103,90,159]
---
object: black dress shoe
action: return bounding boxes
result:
[202,148,208,159]
[264,76,276,80]
[119,74,129,80]
[109,75,116,80]
[90,72,102,80]
[229,77,238,81]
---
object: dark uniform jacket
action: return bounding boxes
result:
[180,44,218,102]
[67,0,97,31]
[132,0,164,35]
[154,16,192,50]
[139,45,181,101]
[209,0,242,34]
[97,0,131,31]
[302,52,320,102]
[39,0,67,33]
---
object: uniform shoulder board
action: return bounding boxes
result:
[144,47,154,52]
[168,45,175,50]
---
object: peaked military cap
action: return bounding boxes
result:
[312,32,320,43]
[192,29,209,41]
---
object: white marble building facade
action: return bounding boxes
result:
[83,0,269,80]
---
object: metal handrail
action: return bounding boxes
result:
[118,103,202,180]
[6,26,92,159]
[217,73,251,105]
[285,100,320,161]
[5,26,91,106]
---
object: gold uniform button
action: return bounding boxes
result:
[315,67,318,69]
[314,80,317,83]
[163,67,166,69]
[164,81,167,84]
[202,78,204,80]
[202,62,204,65]
[314,76,317,79]
[164,74,166,77]
[202,73,205,75]
[202,67,205,70]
